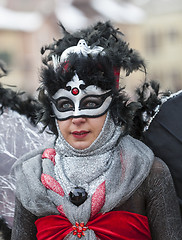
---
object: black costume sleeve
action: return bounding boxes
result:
[11,198,37,240]
[144,158,182,239]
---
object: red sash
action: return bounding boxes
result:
[35,211,152,240]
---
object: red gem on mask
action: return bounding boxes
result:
[72,87,79,95]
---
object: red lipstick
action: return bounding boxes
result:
[72,131,89,139]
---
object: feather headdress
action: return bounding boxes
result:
[38,21,146,135]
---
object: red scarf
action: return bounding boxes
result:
[35,211,152,240]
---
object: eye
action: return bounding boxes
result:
[81,96,102,109]
[56,98,74,111]
[62,102,72,109]
[85,102,97,108]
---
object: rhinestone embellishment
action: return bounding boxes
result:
[72,87,79,95]
[72,222,88,238]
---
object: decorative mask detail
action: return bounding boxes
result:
[52,39,104,71]
[51,73,112,120]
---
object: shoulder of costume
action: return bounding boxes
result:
[11,146,54,176]
[11,146,59,216]
[123,135,154,157]
[149,156,171,176]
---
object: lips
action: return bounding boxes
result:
[71,131,89,139]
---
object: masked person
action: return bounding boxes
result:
[11,22,182,240]
[143,90,182,218]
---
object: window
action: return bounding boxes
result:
[145,31,160,54]
[168,28,179,42]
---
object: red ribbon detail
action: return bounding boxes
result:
[35,211,152,240]
[41,174,64,197]
[42,148,56,165]
[91,181,105,218]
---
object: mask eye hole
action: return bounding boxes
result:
[80,96,103,109]
[55,98,74,112]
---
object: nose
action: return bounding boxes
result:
[72,117,86,125]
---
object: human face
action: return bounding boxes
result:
[57,114,107,150]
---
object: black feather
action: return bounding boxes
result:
[131,80,170,139]
[0,83,41,125]
[0,217,11,240]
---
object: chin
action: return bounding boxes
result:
[72,142,90,150]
